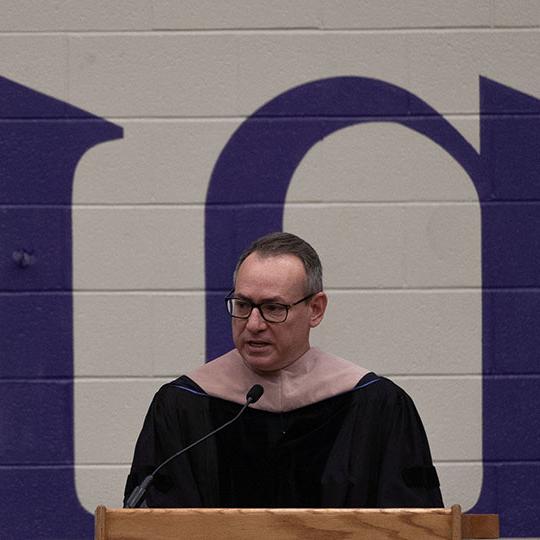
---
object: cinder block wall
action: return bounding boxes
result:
[1,2,539,539]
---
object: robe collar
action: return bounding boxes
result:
[187,347,370,413]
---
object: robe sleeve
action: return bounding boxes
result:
[375,381,444,507]
[123,383,214,507]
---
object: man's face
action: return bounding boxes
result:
[232,252,327,372]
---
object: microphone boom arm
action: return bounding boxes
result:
[124,385,263,509]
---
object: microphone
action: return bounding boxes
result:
[246,383,264,404]
[124,384,264,508]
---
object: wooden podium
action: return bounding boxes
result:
[95,505,499,539]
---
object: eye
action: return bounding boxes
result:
[234,299,250,310]
[263,303,286,314]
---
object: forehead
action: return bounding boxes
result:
[235,253,306,299]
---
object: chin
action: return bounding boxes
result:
[241,350,280,372]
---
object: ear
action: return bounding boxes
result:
[308,292,328,328]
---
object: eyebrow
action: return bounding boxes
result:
[235,293,286,304]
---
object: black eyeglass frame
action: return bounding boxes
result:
[224,290,317,324]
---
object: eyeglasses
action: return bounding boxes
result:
[225,291,316,323]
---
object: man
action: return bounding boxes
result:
[124,232,443,508]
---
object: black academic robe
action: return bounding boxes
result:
[124,372,443,508]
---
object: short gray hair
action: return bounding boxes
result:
[233,232,323,295]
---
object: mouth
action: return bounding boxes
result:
[246,340,271,349]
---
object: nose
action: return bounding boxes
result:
[246,306,267,331]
